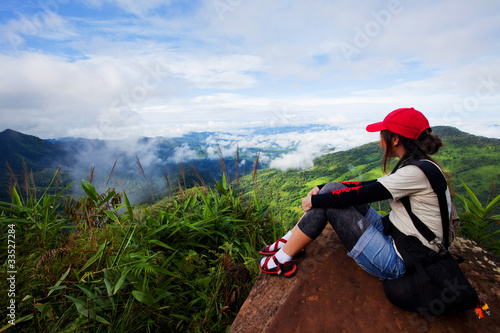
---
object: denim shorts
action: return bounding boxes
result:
[347,208,406,280]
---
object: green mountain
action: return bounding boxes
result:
[0,129,66,200]
[0,129,61,171]
[0,129,264,203]
[0,129,229,202]
[247,126,500,225]
[2,126,499,213]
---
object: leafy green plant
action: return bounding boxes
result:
[1,164,279,332]
[455,181,500,255]
[64,180,122,231]
[0,169,71,247]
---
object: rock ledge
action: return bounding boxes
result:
[230,226,500,333]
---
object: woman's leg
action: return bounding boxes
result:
[263,182,370,256]
[260,183,369,274]
[295,182,371,251]
[260,182,405,278]
[346,208,406,279]
[318,184,404,278]
[281,224,313,257]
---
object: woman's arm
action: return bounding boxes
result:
[303,181,392,211]
[316,180,377,191]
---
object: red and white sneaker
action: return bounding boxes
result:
[259,239,305,258]
[259,237,288,256]
[259,255,297,278]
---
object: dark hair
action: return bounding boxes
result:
[381,128,444,173]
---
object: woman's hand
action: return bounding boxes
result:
[308,186,320,197]
[302,186,319,212]
[302,196,313,212]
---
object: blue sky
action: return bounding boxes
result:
[1,0,500,140]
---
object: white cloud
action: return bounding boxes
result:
[167,143,199,163]
[165,54,263,90]
[190,125,376,171]
[0,11,78,51]
[85,0,173,17]
[269,144,317,171]
[0,0,499,141]
[268,126,374,171]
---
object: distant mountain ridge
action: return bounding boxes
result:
[0,127,290,202]
[0,129,63,172]
[1,126,499,206]
[0,129,67,200]
[0,124,340,183]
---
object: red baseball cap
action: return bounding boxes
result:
[366,107,430,139]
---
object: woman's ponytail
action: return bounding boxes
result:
[416,129,443,155]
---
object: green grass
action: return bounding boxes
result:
[0,172,280,332]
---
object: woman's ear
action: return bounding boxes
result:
[391,136,400,147]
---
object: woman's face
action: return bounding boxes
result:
[379,133,387,152]
[380,132,398,157]
[380,132,405,158]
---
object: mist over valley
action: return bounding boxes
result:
[0,124,373,203]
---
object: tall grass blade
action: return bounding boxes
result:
[484,193,500,216]
[22,159,29,200]
[29,169,36,201]
[106,157,118,187]
[136,155,155,201]
[462,181,484,212]
[113,270,128,295]
[81,180,99,202]
[36,167,63,205]
[87,165,95,183]
[48,266,71,296]
[123,192,134,220]
[216,143,229,183]
[164,171,171,192]
[456,192,483,218]
[6,162,18,199]
[104,210,120,224]
[252,152,260,189]
[190,162,206,188]
[0,314,34,332]
[132,290,155,306]
[179,158,186,189]
[79,241,107,274]
[112,224,136,267]
[149,239,175,251]
[235,144,240,185]
[11,186,22,208]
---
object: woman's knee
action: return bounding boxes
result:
[297,208,328,239]
[319,182,346,194]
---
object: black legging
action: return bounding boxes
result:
[298,182,371,251]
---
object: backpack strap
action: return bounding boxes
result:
[410,160,450,250]
[384,159,450,252]
[400,196,441,245]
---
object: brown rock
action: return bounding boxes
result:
[230,225,500,333]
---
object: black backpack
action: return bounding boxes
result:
[382,159,479,315]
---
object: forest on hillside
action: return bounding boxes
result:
[247,126,500,224]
